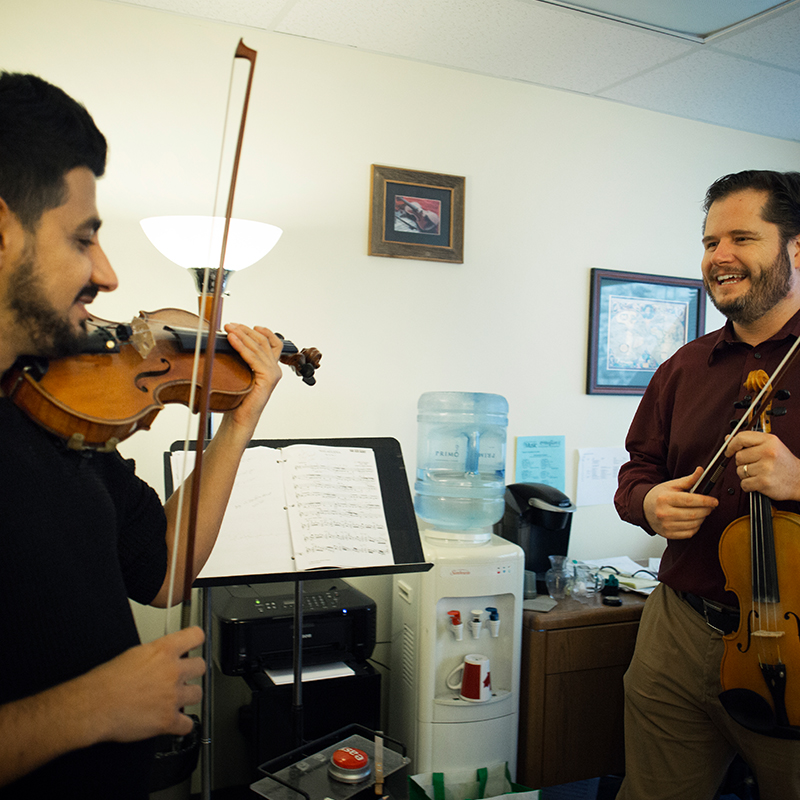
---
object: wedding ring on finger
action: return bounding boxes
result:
[743,464,749,478]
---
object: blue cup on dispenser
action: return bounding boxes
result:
[414,392,509,531]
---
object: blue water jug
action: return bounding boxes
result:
[414,391,509,531]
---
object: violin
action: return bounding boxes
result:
[395,196,440,232]
[0,308,322,453]
[716,368,800,738]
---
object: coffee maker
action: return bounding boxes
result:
[495,483,575,596]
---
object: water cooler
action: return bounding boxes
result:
[389,393,524,776]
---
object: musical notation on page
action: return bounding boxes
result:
[282,444,393,570]
[171,444,393,579]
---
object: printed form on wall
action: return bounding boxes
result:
[576,446,628,506]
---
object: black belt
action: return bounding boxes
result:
[681,592,739,635]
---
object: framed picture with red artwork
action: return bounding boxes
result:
[368,164,465,263]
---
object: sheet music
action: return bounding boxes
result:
[282,445,393,571]
[171,447,295,579]
[168,444,393,579]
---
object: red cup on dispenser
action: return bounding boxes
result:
[446,654,491,702]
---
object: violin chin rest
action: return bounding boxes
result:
[719,689,800,740]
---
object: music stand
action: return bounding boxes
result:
[164,437,430,799]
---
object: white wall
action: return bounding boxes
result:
[5,0,800,710]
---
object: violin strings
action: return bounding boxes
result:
[749,469,782,671]
[752,490,765,639]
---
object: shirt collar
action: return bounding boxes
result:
[709,306,800,365]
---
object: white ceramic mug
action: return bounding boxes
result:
[446,654,491,702]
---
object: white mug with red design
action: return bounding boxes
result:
[446,653,491,702]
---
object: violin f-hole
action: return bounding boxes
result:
[135,359,172,393]
[737,610,757,654]
[786,611,800,640]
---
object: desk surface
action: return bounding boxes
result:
[522,592,648,631]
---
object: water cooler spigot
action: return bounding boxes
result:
[447,610,464,641]
[485,606,500,637]
[469,609,484,639]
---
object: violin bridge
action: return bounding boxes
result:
[130,317,155,359]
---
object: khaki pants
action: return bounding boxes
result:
[617,583,800,800]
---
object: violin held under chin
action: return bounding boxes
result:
[1,307,321,452]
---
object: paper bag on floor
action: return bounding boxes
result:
[409,762,538,800]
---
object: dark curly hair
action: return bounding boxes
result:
[0,72,106,230]
[703,170,800,247]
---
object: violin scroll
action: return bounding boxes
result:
[276,336,321,386]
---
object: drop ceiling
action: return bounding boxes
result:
[102,0,800,142]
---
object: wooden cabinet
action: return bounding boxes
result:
[516,594,647,789]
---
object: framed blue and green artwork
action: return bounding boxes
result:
[587,268,706,395]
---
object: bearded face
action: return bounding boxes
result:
[6,238,91,360]
[704,243,793,326]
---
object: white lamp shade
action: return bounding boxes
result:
[140,215,282,272]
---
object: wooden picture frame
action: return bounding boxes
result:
[368,165,465,263]
[587,268,706,395]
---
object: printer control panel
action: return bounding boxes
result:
[225,584,345,614]
[281,589,343,612]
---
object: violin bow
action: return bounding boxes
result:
[691,332,800,496]
[166,39,257,630]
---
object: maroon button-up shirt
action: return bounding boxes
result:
[615,308,800,605]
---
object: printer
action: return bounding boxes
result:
[212,578,377,676]
[210,578,382,778]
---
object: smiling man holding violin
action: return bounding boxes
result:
[0,72,286,797]
[615,170,800,800]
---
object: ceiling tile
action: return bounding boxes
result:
[95,0,800,141]
[599,48,800,140]
[707,4,800,72]
[545,0,788,37]
[109,0,286,28]
[277,0,694,93]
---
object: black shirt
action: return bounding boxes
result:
[0,399,167,798]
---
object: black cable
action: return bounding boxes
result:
[632,569,658,579]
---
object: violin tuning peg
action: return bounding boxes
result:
[767,407,787,417]
[729,419,739,429]
[301,369,316,386]
[776,389,791,401]
[733,395,753,409]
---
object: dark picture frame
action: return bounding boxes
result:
[587,268,706,395]
[368,164,465,263]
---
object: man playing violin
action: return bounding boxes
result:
[616,170,800,800]
[0,72,285,797]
